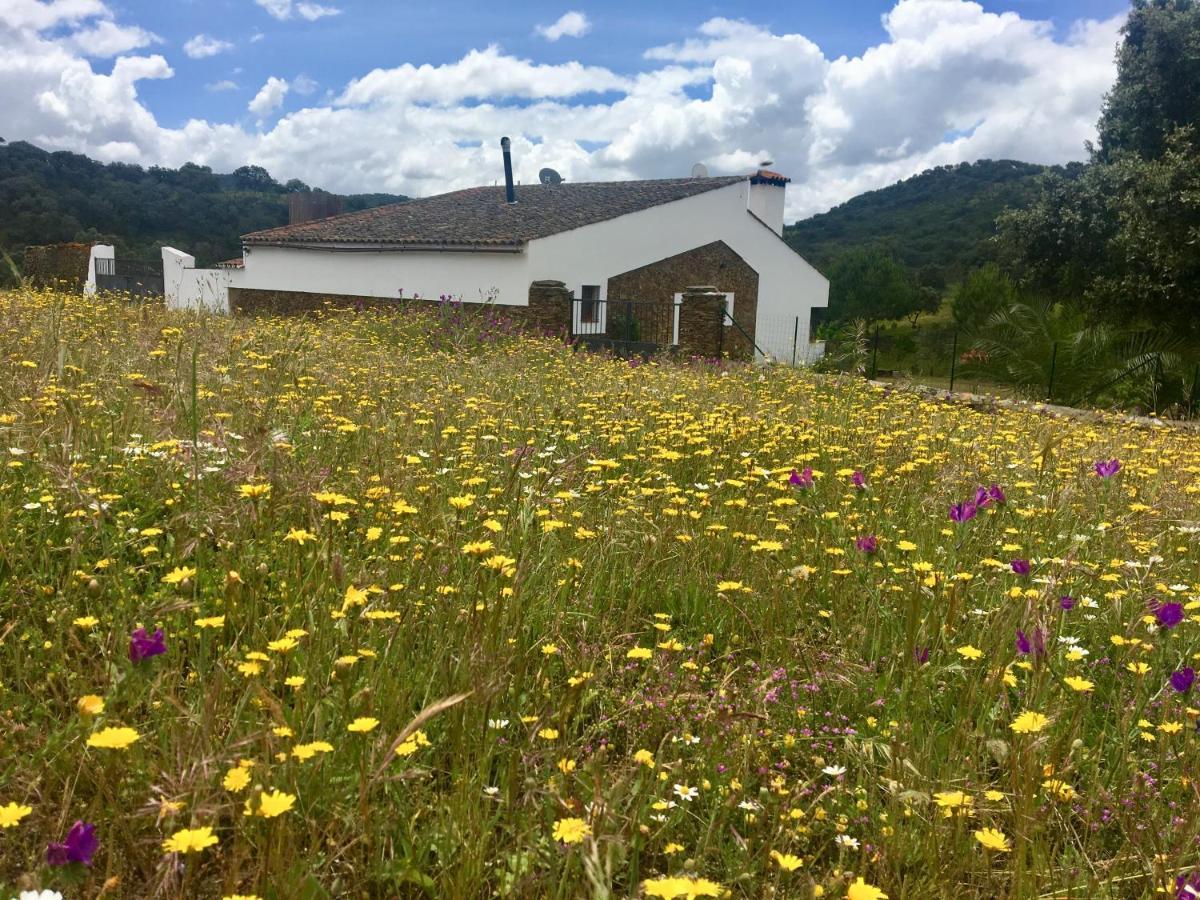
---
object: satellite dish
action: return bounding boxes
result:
[539,167,563,185]
[690,162,708,178]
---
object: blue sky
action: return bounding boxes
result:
[129,0,1128,127]
[2,0,1130,218]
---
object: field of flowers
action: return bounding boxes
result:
[1,289,1199,899]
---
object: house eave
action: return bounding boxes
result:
[242,240,525,254]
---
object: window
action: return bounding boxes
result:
[580,285,600,324]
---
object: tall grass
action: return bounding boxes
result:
[1,289,1198,899]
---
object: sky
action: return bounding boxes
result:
[0,0,1129,221]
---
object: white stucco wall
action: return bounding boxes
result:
[83,244,114,296]
[525,181,827,362]
[163,247,236,314]
[747,184,786,236]
[235,246,531,306]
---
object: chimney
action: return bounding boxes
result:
[500,136,516,204]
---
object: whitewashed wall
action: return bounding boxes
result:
[235,246,531,306]
[162,247,236,314]
[525,182,827,361]
[747,183,786,235]
[83,244,114,296]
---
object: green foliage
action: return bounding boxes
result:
[1000,130,1200,340]
[952,264,1020,331]
[1095,0,1200,162]
[0,141,407,286]
[785,159,1055,284]
[825,248,923,325]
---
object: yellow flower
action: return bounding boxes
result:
[238,483,271,498]
[223,766,251,793]
[162,826,219,853]
[846,877,889,900]
[0,802,33,828]
[1010,711,1050,734]
[87,726,140,749]
[641,876,723,898]
[974,827,1011,852]
[771,849,804,871]
[552,817,590,844]
[537,728,559,740]
[247,789,296,819]
[195,615,225,629]
[161,565,196,585]
[77,694,105,715]
[284,528,316,545]
[347,717,379,733]
[633,749,656,768]
[73,615,99,629]
[1063,676,1094,692]
[541,643,559,656]
[933,791,974,814]
[1126,661,1152,676]
[956,645,983,661]
[448,494,475,510]
[627,647,653,660]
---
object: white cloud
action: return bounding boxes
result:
[255,0,340,21]
[291,73,318,95]
[206,79,238,91]
[248,75,288,117]
[0,0,1125,221]
[536,11,590,41]
[183,34,233,59]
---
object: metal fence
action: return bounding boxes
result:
[753,311,824,366]
[94,258,163,298]
[570,298,680,358]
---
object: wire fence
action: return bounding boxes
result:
[849,325,1200,420]
[752,311,826,366]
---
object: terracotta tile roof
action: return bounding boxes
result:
[214,257,244,268]
[750,169,790,186]
[241,176,747,248]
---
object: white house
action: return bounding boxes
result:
[163,156,828,362]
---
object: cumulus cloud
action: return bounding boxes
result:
[183,34,233,59]
[206,79,238,92]
[536,11,591,41]
[248,76,288,117]
[0,0,1125,220]
[254,0,340,21]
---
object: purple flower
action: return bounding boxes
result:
[913,646,930,665]
[1059,595,1075,611]
[1011,559,1031,576]
[46,821,98,866]
[986,484,1007,505]
[1175,869,1200,900]
[950,501,977,523]
[851,470,866,489]
[129,627,166,663]
[1094,458,1121,478]
[789,467,814,488]
[1016,628,1047,657]
[1170,668,1195,693]
[1155,601,1184,630]
[854,535,878,554]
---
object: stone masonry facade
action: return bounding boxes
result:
[606,241,758,359]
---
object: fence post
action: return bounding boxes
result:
[792,316,799,367]
[1190,363,1199,419]
[717,306,725,358]
[625,300,633,356]
[948,331,958,394]
[871,325,880,379]
[1046,342,1058,402]
[1152,352,1163,413]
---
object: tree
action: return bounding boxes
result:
[284,178,311,193]
[1095,0,1200,162]
[952,264,1020,331]
[232,165,279,191]
[825,248,923,324]
[1000,0,1200,340]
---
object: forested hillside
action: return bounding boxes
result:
[0,140,405,282]
[785,159,1063,282]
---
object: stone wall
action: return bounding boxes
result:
[227,284,572,336]
[677,289,727,359]
[606,241,758,359]
[23,243,92,291]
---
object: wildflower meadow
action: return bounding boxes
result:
[1,289,1199,899]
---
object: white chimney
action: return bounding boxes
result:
[747,168,789,235]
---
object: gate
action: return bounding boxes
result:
[94,257,164,298]
[571,298,680,358]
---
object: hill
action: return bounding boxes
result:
[785,159,1071,283]
[0,140,406,283]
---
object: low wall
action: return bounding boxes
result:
[23,243,91,291]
